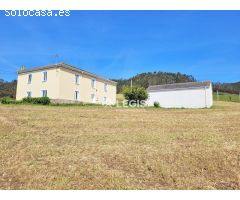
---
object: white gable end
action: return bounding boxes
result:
[147,82,213,108]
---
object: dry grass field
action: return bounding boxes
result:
[0,101,239,189]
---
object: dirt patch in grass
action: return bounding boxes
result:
[0,101,239,189]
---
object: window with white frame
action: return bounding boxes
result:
[27,91,32,97]
[104,83,108,92]
[74,91,80,101]
[27,74,32,84]
[42,71,47,82]
[91,94,96,103]
[91,78,96,89]
[41,90,47,97]
[75,74,80,85]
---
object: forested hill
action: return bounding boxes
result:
[214,82,240,94]
[0,79,17,98]
[112,72,196,93]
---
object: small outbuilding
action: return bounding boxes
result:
[147,81,213,108]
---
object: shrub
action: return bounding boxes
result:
[22,97,32,104]
[0,97,15,104]
[0,96,50,105]
[37,97,50,105]
[122,86,148,105]
[22,97,50,105]
[15,100,23,104]
[153,101,160,108]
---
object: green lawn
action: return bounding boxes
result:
[213,92,240,103]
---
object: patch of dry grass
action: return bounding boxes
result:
[0,101,239,189]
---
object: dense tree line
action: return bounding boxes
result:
[112,72,240,94]
[112,72,196,93]
[0,79,17,98]
[213,82,240,94]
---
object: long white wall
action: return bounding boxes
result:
[147,86,213,108]
[16,67,117,105]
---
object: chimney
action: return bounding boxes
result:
[20,65,25,71]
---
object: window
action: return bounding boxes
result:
[27,91,32,97]
[104,97,107,104]
[28,74,32,84]
[91,78,96,89]
[42,71,47,82]
[91,94,96,103]
[41,90,47,97]
[75,74,80,85]
[104,83,108,92]
[74,91,80,101]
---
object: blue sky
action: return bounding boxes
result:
[0,10,240,82]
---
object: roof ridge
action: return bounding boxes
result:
[59,63,117,84]
[147,81,212,92]
[17,62,117,84]
[148,81,211,88]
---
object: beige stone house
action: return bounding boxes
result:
[16,63,117,105]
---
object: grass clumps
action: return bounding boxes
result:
[50,102,102,107]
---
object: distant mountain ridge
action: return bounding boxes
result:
[112,71,240,94]
[112,71,196,93]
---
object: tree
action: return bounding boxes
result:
[0,80,17,98]
[112,71,196,93]
[122,86,148,105]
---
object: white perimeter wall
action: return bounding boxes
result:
[147,86,213,108]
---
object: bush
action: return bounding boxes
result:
[0,97,16,104]
[122,86,148,105]
[153,101,160,108]
[0,96,50,105]
[37,97,50,105]
[22,97,50,105]
[22,97,32,104]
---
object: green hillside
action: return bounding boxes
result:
[113,72,240,94]
[112,72,196,93]
[213,82,240,94]
[0,80,17,98]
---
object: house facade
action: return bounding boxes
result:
[16,63,117,105]
[147,81,213,108]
